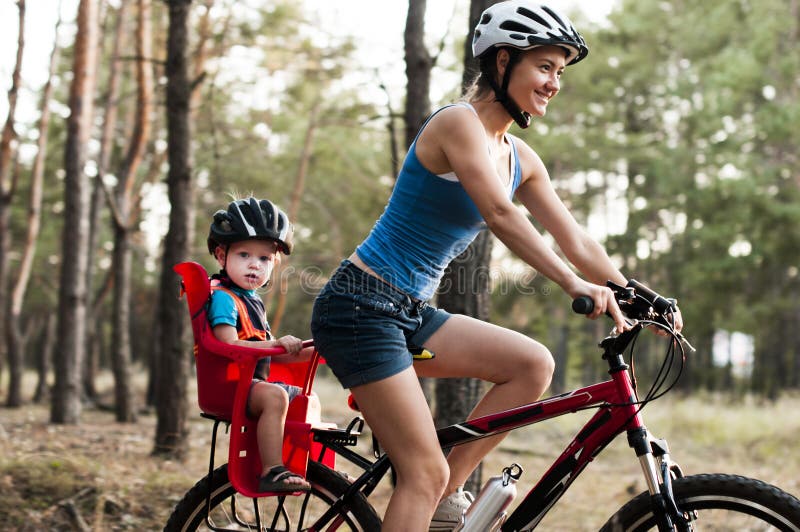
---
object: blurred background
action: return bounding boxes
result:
[0,0,798,528]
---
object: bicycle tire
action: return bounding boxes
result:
[164,461,381,531]
[601,473,800,531]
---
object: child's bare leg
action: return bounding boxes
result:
[248,382,307,487]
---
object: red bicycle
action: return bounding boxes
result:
[166,264,800,531]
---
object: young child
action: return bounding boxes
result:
[206,197,311,493]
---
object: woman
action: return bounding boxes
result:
[311,2,682,530]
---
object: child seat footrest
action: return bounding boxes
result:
[313,417,364,447]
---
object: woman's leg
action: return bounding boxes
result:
[416,314,555,495]
[349,366,449,531]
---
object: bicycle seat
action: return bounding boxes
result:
[174,261,336,498]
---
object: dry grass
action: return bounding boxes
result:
[1,370,799,530]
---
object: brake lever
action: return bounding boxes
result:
[607,280,695,352]
[606,280,635,301]
[677,333,696,353]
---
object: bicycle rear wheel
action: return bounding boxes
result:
[602,473,800,531]
[165,461,381,531]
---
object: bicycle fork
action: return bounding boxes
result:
[628,427,694,531]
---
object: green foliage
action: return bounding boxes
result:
[490,0,800,393]
[5,0,799,396]
[187,0,392,336]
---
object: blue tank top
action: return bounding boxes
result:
[356,104,522,300]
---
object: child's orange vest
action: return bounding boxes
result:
[210,285,269,341]
[194,284,270,358]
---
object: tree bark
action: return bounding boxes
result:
[51,0,99,424]
[153,0,194,458]
[0,0,25,391]
[6,2,60,407]
[269,100,320,334]
[146,0,210,409]
[34,314,57,403]
[84,0,129,405]
[403,0,432,150]
[106,0,153,423]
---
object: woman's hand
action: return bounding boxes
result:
[666,305,684,334]
[569,280,630,333]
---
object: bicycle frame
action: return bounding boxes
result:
[312,327,673,531]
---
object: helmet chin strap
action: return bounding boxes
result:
[488,51,531,129]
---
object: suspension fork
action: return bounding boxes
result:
[628,428,693,531]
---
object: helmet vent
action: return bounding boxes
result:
[541,5,568,31]
[499,21,537,34]
[517,7,552,29]
[480,13,492,24]
[508,33,527,41]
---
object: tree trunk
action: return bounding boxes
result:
[269,100,320,334]
[107,0,153,423]
[145,0,210,409]
[85,0,128,405]
[34,314,57,403]
[403,0,432,150]
[51,0,99,424]
[153,0,194,458]
[0,0,25,391]
[550,313,569,394]
[6,2,60,408]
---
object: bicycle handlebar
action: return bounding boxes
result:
[626,279,676,315]
[572,279,676,320]
[571,296,595,315]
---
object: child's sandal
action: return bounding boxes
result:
[258,465,311,493]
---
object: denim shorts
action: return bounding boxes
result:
[310,260,451,388]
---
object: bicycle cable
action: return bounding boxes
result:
[569,321,687,415]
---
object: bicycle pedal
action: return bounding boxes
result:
[313,428,359,447]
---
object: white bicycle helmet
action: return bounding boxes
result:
[472,1,588,64]
[471,2,588,129]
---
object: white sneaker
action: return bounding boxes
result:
[429,487,474,531]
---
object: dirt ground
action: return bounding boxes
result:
[1,376,799,530]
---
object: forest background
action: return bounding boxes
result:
[0,0,798,528]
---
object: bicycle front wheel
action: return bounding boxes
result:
[602,473,800,531]
[165,461,381,531]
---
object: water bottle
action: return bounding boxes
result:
[454,463,523,532]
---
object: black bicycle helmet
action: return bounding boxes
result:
[471,1,589,128]
[207,197,293,255]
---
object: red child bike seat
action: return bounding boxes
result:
[173,261,335,498]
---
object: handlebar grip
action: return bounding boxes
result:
[626,279,675,314]
[572,296,594,315]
